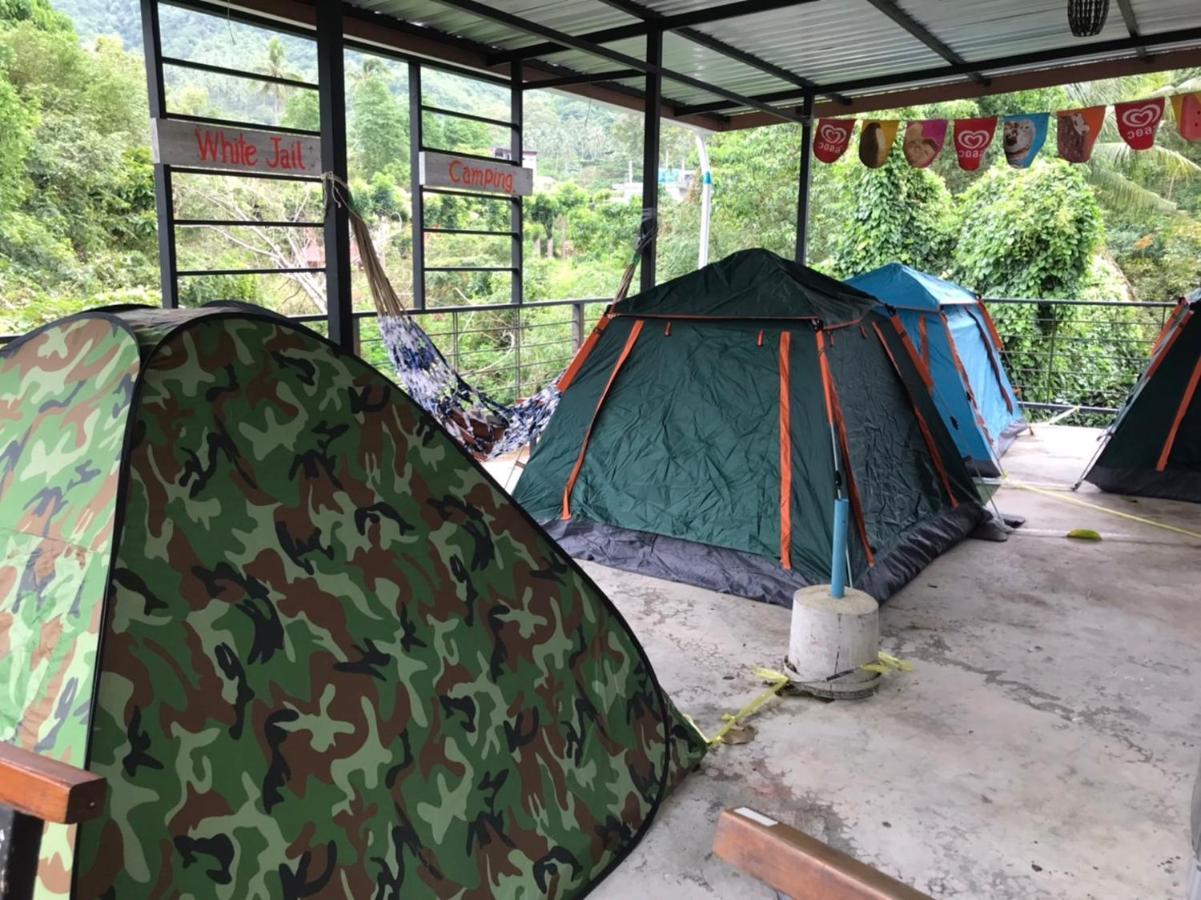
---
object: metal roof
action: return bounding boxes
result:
[336,0,1201,126]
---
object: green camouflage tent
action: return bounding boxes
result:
[514,250,984,605]
[1082,290,1201,502]
[0,304,704,898]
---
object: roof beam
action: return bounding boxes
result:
[593,0,851,105]
[722,46,1201,128]
[675,25,1201,116]
[521,68,643,90]
[490,0,820,64]
[426,0,808,125]
[1115,0,1151,60]
[861,0,989,86]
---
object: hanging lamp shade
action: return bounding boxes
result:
[1067,0,1109,37]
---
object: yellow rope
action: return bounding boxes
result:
[1005,478,1201,541]
[692,668,791,748]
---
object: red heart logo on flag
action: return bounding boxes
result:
[813,118,854,164]
[953,117,998,171]
[1116,98,1165,151]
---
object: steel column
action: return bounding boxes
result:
[140,0,178,308]
[795,91,814,266]
[511,60,524,305]
[316,0,353,349]
[409,62,426,310]
[640,29,662,293]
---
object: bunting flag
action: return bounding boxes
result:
[1116,97,1165,150]
[953,117,997,171]
[814,118,855,163]
[859,120,899,168]
[1171,93,1201,142]
[811,94,1194,168]
[1001,113,1050,168]
[902,120,948,168]
[1057,106,1106,163]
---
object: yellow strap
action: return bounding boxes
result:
[1005,478,1201,541]
[702,668,791,748]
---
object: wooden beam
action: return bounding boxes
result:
[0,744,106,825]
[720,46,1201,129]
[713,807,931,900]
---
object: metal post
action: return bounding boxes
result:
[571,301,585,350]
[316,0,353,350]
[140,0,178,308]
[510,60,524,305]
[409,62,426,310]
[1,810,44,900]
[639,29,663,294]
[795,90,815,266]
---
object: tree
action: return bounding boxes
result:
[828,151,956,278]
[257,37,299,117]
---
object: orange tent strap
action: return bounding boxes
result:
[940,314,995,446]
[1146,309,1193,385]
[664,321,672,336]
[560,319,644,519]
[556,309,612,393]
[890,315,934,391]
[816,331,875,567]
[757,329,764,347]
[975,299,1006,352]
[779,332,793,570]
[873,322,959,510]
[918,315,929,366]
[1156,353,1201,472]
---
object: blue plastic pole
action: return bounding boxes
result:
[830,498,849,599]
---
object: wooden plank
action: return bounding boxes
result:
[0,744,106,825]
[713,807,931,900]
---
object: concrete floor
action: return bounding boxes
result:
[489,426,1201,899]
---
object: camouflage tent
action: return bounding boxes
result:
[0,304,705,898]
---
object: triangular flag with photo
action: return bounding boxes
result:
[1001,113,1050,168]
[902,120,948,168]
[1057,106,1106,163]
[1171,94,1201,142]
[859,120,899,168]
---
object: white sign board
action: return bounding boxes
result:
[151,118,321,176]
[419,150,533,196]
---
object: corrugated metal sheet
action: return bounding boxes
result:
[345,0,1201,116]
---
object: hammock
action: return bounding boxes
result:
[329,175,645,461]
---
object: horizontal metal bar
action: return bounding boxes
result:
[423,227,518,236]
[177,266,326,276]
[426,0,806,125]
[176,219,324,228]
[419,146,517,165]
[425,265,518,272]
[422,186,520,202]
[170,165,323,183]
[165,112,321,138]
[984,297,1176,309]
[523,68,643,90]
[162,0,317,40]
[496,0,819,63]
[421,104,516,130]
[161,55,318,90]
[1019,401,1119,415]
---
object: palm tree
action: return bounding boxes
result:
[258,37,300,118]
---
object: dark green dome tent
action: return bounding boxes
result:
[0,304,705,899]
[1081,290,1201,502]
[514,250,984,606]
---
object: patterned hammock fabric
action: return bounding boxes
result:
[330,173,644,461]
[377,313,563,459]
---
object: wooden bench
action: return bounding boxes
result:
[0,743,106,900]
[713,807,932,900]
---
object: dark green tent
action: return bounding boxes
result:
[514,250,983,605]
[1082,290,1201,502]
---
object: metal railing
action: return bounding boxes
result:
[0,297,1178,421]
[983,297,1176,423]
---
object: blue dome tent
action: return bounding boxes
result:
[848,264,1027,477]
